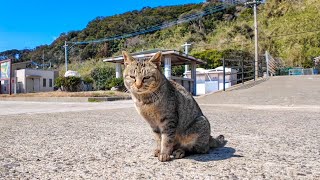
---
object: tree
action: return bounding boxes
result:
[192,49,223,69]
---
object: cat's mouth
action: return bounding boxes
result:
[133,89,148,94]
[131,86,154,95]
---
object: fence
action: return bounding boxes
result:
[288,68,314,76]
[265,51,283,77]
[222,54,266,91]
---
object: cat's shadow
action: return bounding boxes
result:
[186,147,241,162]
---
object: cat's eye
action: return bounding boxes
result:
[143,76,151,82]
[130,76,135,79]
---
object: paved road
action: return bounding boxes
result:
[0,76,319,179]
[0,101,133,116]
[197,75,320,106]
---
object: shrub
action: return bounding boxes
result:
[54,76,65,90]
[105,77,124,90]
[172,65,185,77]
[90,66,115,90]
[54,76,82,92]
[83,75,94,84]
[64,76,82,92]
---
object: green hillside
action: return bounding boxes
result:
[1,0,319,71]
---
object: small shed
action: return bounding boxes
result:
[185,67,238,95]
[103,49,206,95]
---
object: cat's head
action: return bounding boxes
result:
[122,51,163,94]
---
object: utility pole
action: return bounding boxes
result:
[64,41,68,72]
[42,50,45,70]
[245,0,261,80]
[181,42,192,77]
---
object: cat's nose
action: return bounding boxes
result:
[135,79,143,89]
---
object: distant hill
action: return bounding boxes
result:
[1,0,319,69]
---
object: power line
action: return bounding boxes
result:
[194,29,320,48]
[263,29,320,39]
[68,4,228,45]
[63,3,235,71]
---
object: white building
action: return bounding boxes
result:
[185,67,238,95]
[0,61,59,94]
[15,69,58,93]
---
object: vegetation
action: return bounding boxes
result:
[105,77,125,90]
[90,66,115,90]
[1,0,319,84]
[55,76,82,92]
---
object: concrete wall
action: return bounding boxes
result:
[26,69,55,92]
[15,69,26,93]
[172,76,193,93]
[15,69,56,93]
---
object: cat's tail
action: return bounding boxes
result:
[209,135,227,148]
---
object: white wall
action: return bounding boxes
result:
[196,81,219,95]
[15,69,26,93]
[25,69,55,92]
[15,69,55,93]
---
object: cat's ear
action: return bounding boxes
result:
[122,51,133,66]
[149,51,162,68]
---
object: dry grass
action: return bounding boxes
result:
[0,91,130,98]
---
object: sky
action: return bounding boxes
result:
[0,0,204,52]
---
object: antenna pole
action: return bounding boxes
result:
[181,42,192,77]
[64,41,68,72]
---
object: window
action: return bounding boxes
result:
[43,78,47,87]
[49,79,53,87]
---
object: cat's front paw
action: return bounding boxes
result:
[153,149,160,157]
[158,153,171,162]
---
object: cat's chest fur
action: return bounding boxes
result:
[132,96,164,129]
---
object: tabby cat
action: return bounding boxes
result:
[122,51,226,162]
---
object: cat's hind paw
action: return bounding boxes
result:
[173,149,185,159]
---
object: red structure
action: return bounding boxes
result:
[0,59,12,95]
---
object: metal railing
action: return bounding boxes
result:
[265,51,283,77]
[222,55,266,91]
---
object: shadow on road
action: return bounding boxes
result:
[186,147,241,162]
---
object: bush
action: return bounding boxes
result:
[90,66,115,90]
[54,76,65,90]
[54,76,82,92]
[105,77,124,90]
[83,75,94,84]
[64,76,82,92]
[172,65,185,77]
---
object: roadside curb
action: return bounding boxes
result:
[0,96,132,102]
[88,96,132,102]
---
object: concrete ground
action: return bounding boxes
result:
[0,75,319,179]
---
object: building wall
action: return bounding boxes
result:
[15,69,26,93]
[25,69,55,92]
[15,69,56,93]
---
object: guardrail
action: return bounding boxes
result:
[265,51,283,77]
[222,55,266,91]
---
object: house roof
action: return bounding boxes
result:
[12,61,32,65]
[103,49,206,65]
